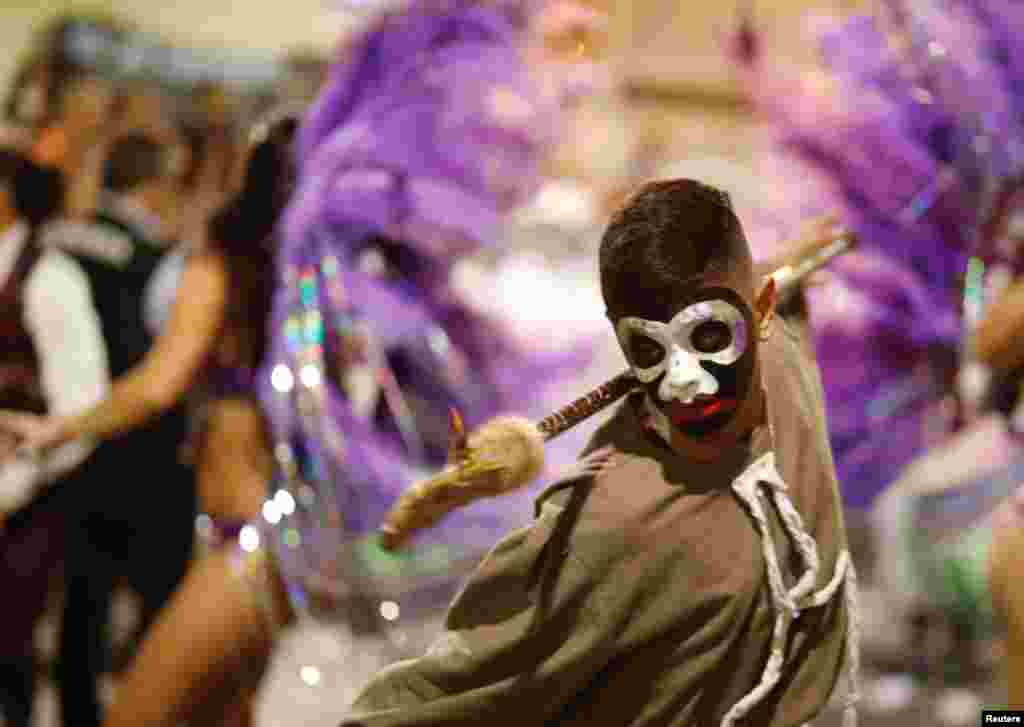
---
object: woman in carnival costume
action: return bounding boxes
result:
[11,1,596,724]
[734,0,1024,708]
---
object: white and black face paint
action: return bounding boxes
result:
[616,291,755,437]
[618,299,748,401]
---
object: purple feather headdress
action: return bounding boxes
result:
[734,1,1024,508]
[256,0,594,612]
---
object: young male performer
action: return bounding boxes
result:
[342,179,858,727]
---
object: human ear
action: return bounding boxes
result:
[754,276,776,341]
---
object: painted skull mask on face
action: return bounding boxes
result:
[617,287,757,438]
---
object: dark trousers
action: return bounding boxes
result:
[56,457,195,727]
[0,507,64,727]
[0,657,35,727]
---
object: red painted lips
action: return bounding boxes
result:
[668,396,738,426]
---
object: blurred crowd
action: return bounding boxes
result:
[0,13,327,727]
[0,16,328,240]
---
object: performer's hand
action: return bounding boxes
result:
[0,411,66,459]
[787,214,845,269]
[757,215,845,287]
[770,215,842,265]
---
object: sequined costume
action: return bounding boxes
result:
[191,362,259,553]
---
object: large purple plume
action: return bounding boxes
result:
[735,0,1024,508]
[257,0,592,608]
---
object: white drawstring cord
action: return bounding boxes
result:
[723,453,859,727]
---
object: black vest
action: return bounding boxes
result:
[0,239,44,415]
[65,209,193,518]
[74,211,166,378]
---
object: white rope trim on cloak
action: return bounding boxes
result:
[723,452,860,727]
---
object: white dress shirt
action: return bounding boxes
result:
[0,221,110,512]
[144,245,187,336]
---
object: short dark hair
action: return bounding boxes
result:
[599,178,752,320]
[102,133,168,194]
[0,148,64,230]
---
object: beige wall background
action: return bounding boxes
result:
[1,0,869,91]
[613,0,868,93]
[615,0,870,158]
[0,0,867,182]
[0,3,64,107]
[0,0,350,100]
